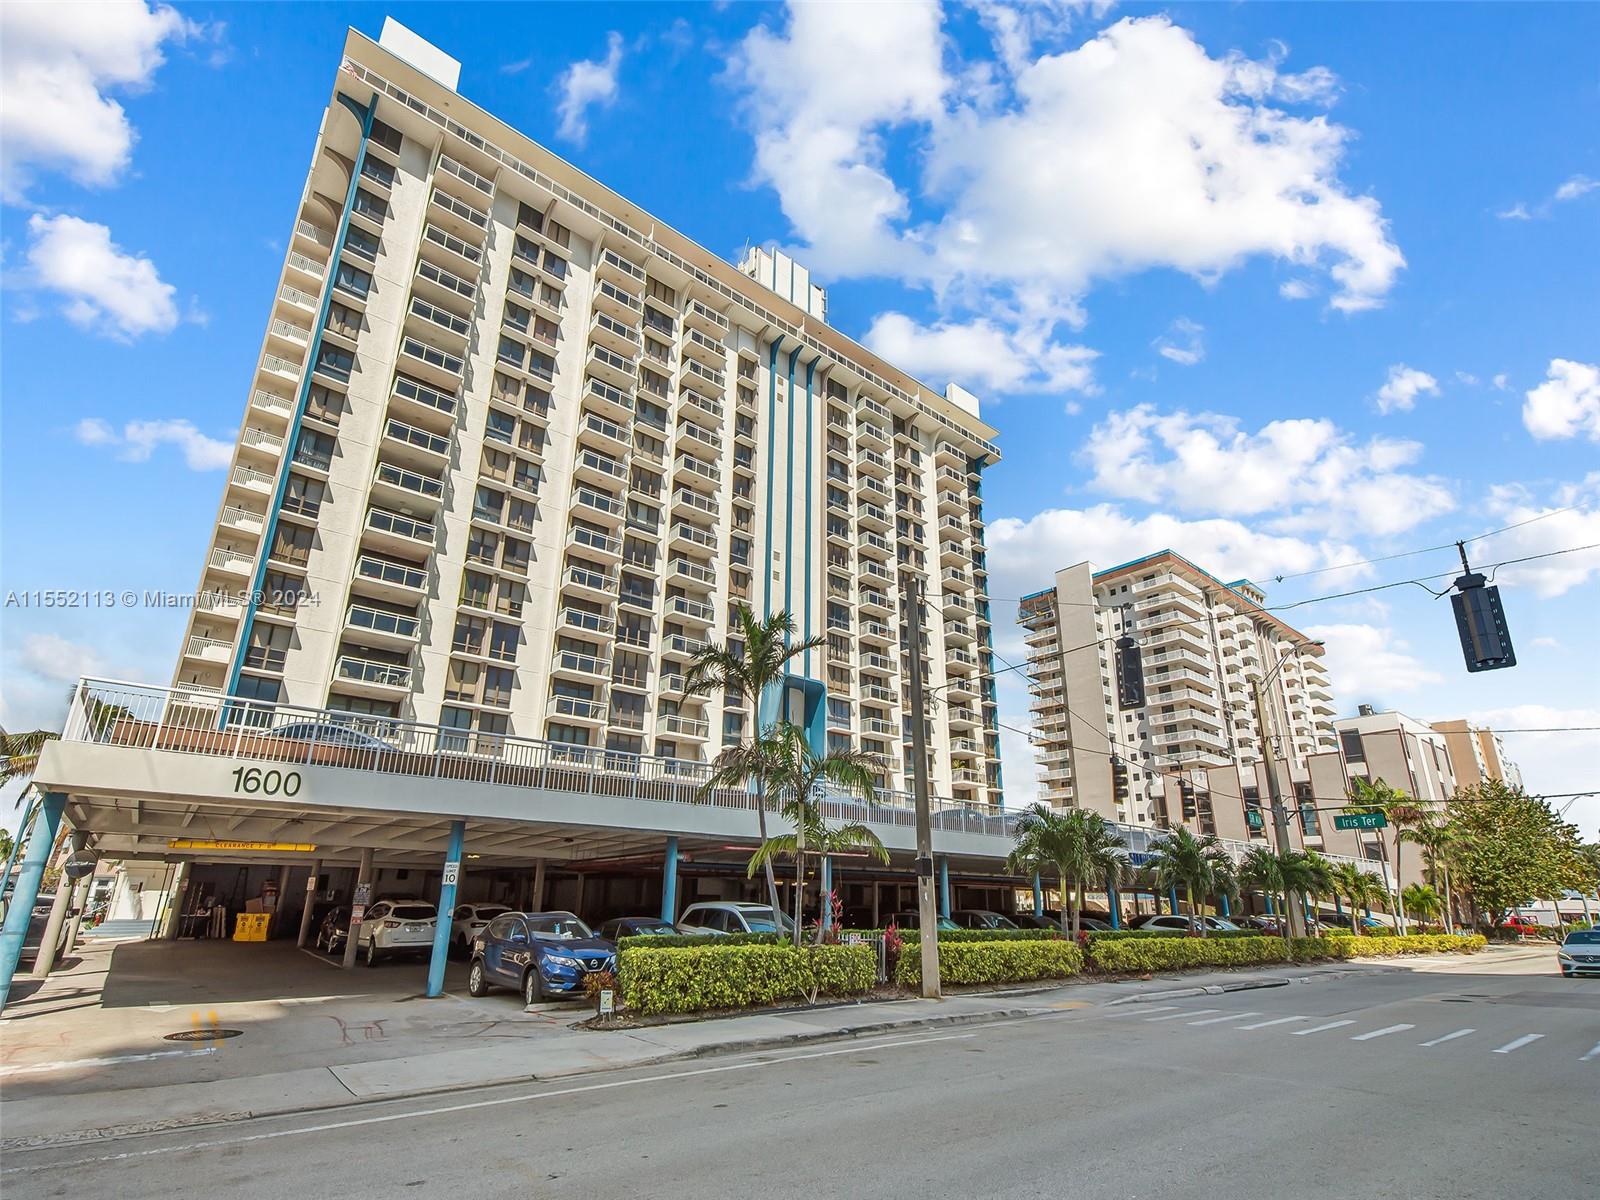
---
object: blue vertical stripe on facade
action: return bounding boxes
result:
[802,360,815,678]
[226,92,377,699]
[782,346,800,645]
[761,338,783,622]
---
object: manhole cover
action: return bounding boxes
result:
[164,1028,243,1041]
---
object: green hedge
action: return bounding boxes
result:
[618,943,874,1015]
[1087,929,1265,944]
[1342,933,1487,957]
[894,939,1084,986]
[897,928,1067,943]
[1088,936,1291,973]
[617,932,783,950]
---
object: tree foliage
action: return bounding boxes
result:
[1447,780,1590,924]
[1006,804,1126,937]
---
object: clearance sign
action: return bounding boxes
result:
[167,840,318,853]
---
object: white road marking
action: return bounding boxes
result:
[1107,1005,1178,1017]
[0,1048,215,1077]
[1351,1024,1415,1041]
[1187,1012,1261,1026]
[1146,1008,1219,1022]
[1419,1028,1475,1048]
[1236,1015,1307,1030]
[1581,1041,1600,1063]
[0,1031,977,1174]
[1292,1020,1356,1036]
[1493,1034,1544,1055]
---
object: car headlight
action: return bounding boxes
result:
[1557,950,1572,960]
[545,953,581,969]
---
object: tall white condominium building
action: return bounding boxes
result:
[173,23,1004,806]
[1018,551,1338,828]
[1427,719,1523,790]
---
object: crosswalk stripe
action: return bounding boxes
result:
[1110,1005,1177,1017]
[1351,1023,1415,1041]
[1237,1015,1307,1030]
[1292,1020,1355,1036]
[1582,1041,1600,1063]
[1188,1012,1261,1026]
[1493,1034,1545,1055]
[1419,1028,1475,1047]
[1147,1008,1219,1022]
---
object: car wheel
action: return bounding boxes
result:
[467,958,489,997]
[523,968,543,1006]
[365,938,380,968]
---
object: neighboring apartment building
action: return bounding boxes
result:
[173,21,1003,806]
[1334,707,1461,808]
[1429,719,1523,790]
[1017,551,1339,828]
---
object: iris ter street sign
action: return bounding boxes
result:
[1333,811,1388,831]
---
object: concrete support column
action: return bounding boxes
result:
[426,820,466,999]
[660,838,679,923]
[30,869,75,978]
[1169,887,1180,915]
[820,856,833,929]
[0,792,66,1012]
[273,863,293,936]
[64,872,93,957]
[1220,893,1231,918]
[297,859,322,948]
[532,859,548,912]
[342,847,375,969]
[1032,874,1043,918]
[938,858,951,919]
[574,873,587,918]
[1109,886,1122,930]
[162,862,190,939]
[870,882,880,929]
[1334,895,1344,919]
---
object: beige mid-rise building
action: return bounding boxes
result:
[172,22,1003,806]
[1428,719,1523,790]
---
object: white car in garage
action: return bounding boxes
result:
[358,899,437,966]
[452,903,513,954]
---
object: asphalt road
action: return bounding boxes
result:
[5,948,1593,1199]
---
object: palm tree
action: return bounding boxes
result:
[1401,816,1459,933]
[1330,862,1382,934]
[1349,777,1425,934]
[686,608,825,917]
[1282,850,1334,926]
[1006,805,1125,938]
[706,722,885,944]
[1145,827,1233,936]
[1,727,57,793]
[1237,847,1286,925]
[1402,883,1443,929]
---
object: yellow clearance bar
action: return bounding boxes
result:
[167,840,318,853]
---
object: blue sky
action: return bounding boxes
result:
[2,2,1597,831]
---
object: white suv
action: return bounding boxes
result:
[358,899,437,965]
[676,902,792,935]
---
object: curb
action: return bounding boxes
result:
[1104,977,1291,1005]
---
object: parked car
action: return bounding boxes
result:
[950,909,1019,930]
[675,902,793,935]
[1501,915,1546,938]
[269,721,392,751]
[315,905,350,954]
[598,916,680,940]
[886,911,962,932]
[1011,913,1113,932]
[1556,928,1600,978]
[1130,913,1240,935]
[1233,915,1285,935]
[451,903,513,954]
[468,911,618,1004]
[357,899,437,966]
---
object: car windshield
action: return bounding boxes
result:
[391,905,435,920]
[474,906,510,919]
[628,921,677,936]
[527,915,593,940]
[937,918,960,931]
[1563,930,1600,945]
[733,908,792,932]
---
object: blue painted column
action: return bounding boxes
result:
[1334,895,1344,918]
[0,792,66,1013]
[1364,902,1372,920]
[1169,887,1180,915]
[661,837,679,923]
[938,858,951,919]
[1032,874,1043,917]
[1266,894,1276,916]
[1109,887,1122,929]
[820,856,833,929]
[1220,893,1231,917]
[0,793,37,901]
[425,819,466,999]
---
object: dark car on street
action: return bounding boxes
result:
[950,909,1020,930]
[886,911,962,932]
[598,916,679,940]
[468,911,617,1005]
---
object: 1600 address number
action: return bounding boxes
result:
[230,767,302,796]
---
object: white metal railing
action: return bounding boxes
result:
[336,656,413,689]
[185,635,233,658]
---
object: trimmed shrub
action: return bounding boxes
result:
[1088,936,1291,973]
[1087,929,1265,944]
[618,943,875,1015]
[883,928,1068,942]
[895,939,1084,987]
[1342,933,1486,957]
[617,932,783,950]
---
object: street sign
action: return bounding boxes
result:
[1333,811,1388,831]
[167,839,316,852]
[598,989,615,1017]
[442,862,460,887]
[353,882,372,905]
[1245,809,1265,831]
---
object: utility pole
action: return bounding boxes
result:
[902,573,941,999]
[1252,677,1306,939]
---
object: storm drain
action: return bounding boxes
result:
[164,1028,243,1041]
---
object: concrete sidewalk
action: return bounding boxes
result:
[2,939,1522,1150]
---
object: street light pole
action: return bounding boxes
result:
[902,573,941,999]
[1252,677,1305,940]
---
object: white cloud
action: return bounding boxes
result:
[862,311,1098,395]
[25,213,178,339]
[1521,358,1600,442]
[1374,363,1439,414]
[1492,373,1509,391]
[1455,371,1479,387]
[1477,474,1600,598]
[1462,704,1600,824]
[0,0,196,201]
[74,415,232,469]
[970,1,1116,75]
[984,503,1369,608]
[1553,174,1598,202]
[1495,202,1532,222]
[1278,278,1315,300]
[1301,621,1442,704]
[555,31,624,144]
[1153,316,1204,366]
[17,632,110,684]
[1079,405,1455,537]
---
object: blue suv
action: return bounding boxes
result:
[467,911,617,1005]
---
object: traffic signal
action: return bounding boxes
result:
[1179,779,1197,821]
[1451,570,1516,672]
[1114,635,1145,707]
[1111,756,1129,801]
